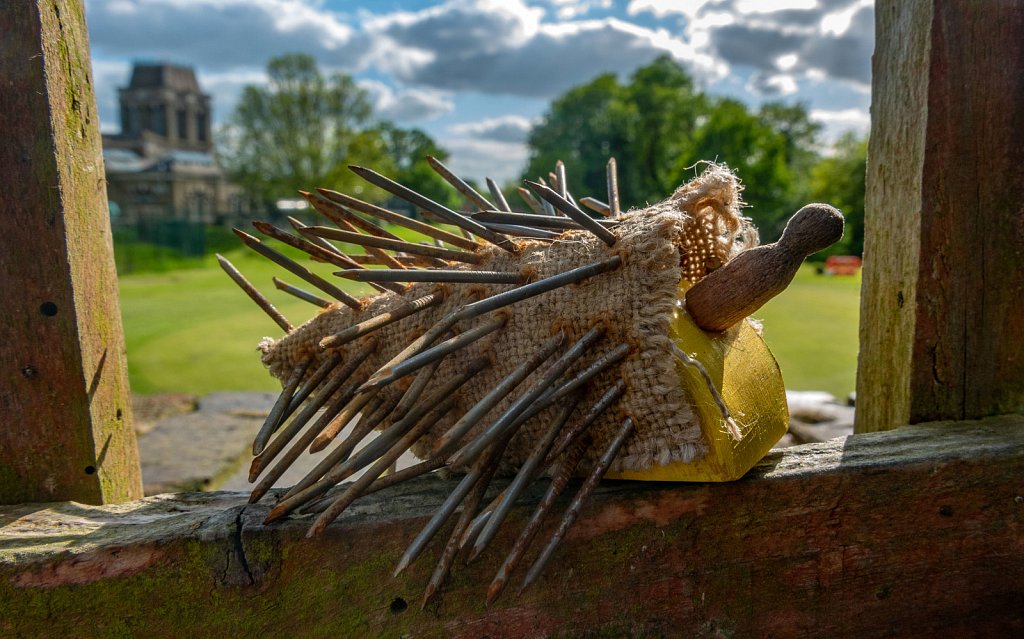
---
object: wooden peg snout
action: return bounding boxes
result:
[684,203,845,333]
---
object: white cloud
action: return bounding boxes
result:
[627,0,874,95]
[85,0,366,71]
[449,115,535,143]
[811,107,870,142]
[442,138,530,184]
[359,80,454,122]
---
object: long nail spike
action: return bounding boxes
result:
[579,197,611,217]
[475,211,618,230]
[555,161,568,199]
[426,155,496,211]
[525,182,618,247]
[607,158,621,217]
[286,214,349,258]
[300,455,447,515]
[479,223,561,240]
[335,269,525,285]
[309,389,378,453]
[546,343,631,405]
[536,177,558,217]
[517,187,544,214]
[470,396,579,561]
[216,254,292,331]
[363,316,507,392]
[284,358,487,522]
[232,228,361,309]
[349,165,516,253]
[253,358,311,455]
[303,225,483,265]
[547,378,626,463]
[304,191,403,241]
[247,354,355,493]
[459,508,493,553]
[251,220,360,272]
[272,276,332,308]
[346,253,419,267]
[519,417,635,595]
[278,391,401,505]
[308,396,458,535]
[306,205,409,272]
[284,353,342,418]
[282,218,395,293]
[447,325,605,469]
[319,293,444,350]
[432,331,566,457]
[453,257,621,323]
[393,422,511,577]
[248,340,377,503]
[423,441,501,609]
[486,178,512,212]
[317,188,479,252]
[361,456,446,500]
[390,359,441,424]
[485,435,589,604]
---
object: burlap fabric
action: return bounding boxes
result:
[259,165,754,473]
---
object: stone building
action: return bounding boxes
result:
[102,63,253,225]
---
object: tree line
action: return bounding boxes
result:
[221,54,865,256]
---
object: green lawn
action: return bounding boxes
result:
[119,240,861,398]
[757,265,861,398]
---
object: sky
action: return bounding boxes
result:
[85,0,874,183]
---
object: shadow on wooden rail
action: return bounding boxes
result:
[2,416,1022,638]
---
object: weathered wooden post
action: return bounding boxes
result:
[856,0,1024,432]
[0,1,143,503]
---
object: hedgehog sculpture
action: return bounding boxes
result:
[219,157,843,606]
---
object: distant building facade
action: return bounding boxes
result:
[102,63,255,224]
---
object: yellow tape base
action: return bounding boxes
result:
[606,298,789,482]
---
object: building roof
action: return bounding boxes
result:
[127,63,202,94]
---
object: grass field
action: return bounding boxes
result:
[119,238,861,399]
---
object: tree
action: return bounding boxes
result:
[219,54,389,206]
[523,73,632,205]
[808,132,867,256]
[374,123,460,210]
[521,56,815,235]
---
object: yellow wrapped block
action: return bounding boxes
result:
[607,284,789,482]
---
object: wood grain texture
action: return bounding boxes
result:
[0,1,142,503]
[2,416,1022,638]
[911,2,1024,421]
[857,0,1024,431]
[856,0,932,432]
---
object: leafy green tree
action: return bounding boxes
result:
[623,55,704,203]
[374,123,460,210]
[522,56,822,237]
[523,73,632,204]
[808,132,867,256]
[219,54,389,206]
